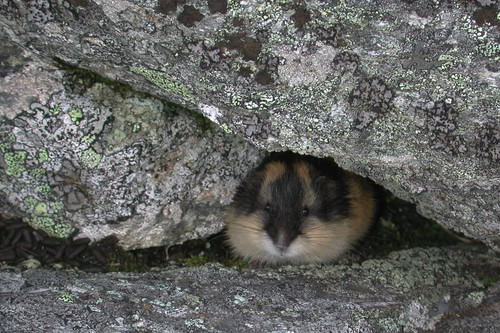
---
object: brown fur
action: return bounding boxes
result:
[259,161,286,203]
[294,161,317,208]
[345,173,377,238]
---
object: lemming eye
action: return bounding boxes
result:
[264,203,271,211]
[302,207,309,216]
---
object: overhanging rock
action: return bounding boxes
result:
[0,0,499,249]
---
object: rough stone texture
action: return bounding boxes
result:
[0,34,261,249]
[0,0,498,250]
[0,247,499,332]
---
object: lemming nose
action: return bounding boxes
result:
[275,232,288,253]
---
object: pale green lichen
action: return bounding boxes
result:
[6,132,15,142]
[50,102,62,115]
[1,187,10,196]
[31,216,55,230]
[233,295,246,304]
[461,16,500,60]
[36,184,53,196]
[0,142,10,153]
[89,83,168,152]
[37,148,50,163]
[396,62,477,102]
[59,294,75,303]
[466,291,484,305]
[23,196,38,212]
[477,40,500,59]
[131,66,195,105]
[69,108,83,125]
[437,54,462,72]
[80,148,102,169]
[328,0,383,26]
[241,92,276,111]
[220,123,233,134]
[227,0,242,11]
[51,201,64,213]
[50,221,75,238]
[184,318,206,330]
[377,317,400,332]
[34,202,48,215]
[20,258,42,269]
[24,183,69,236]
[0,132,15,153]
[23,199,74,238]
[31,216,51,230]
[81,134,96,145]
[4,151,27,177]
[29,168,46,179]
[89,305,102,312]
[149,299,168,307]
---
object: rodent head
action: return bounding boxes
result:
[226,154,357,264]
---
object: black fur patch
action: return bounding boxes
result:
[263,167,305,245]
[231,170,265,215]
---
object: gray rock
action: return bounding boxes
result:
[0,0,498,250]
[0,247,499,332]
[0,34,261,249]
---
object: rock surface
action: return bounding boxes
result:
[0,0,498,250]
[0,247,499,332]
[0,34,261,249]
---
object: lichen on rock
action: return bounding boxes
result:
[0,56,261,248]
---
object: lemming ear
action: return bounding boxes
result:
[314,176,339,201]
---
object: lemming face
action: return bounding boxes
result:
[226,159,356,264]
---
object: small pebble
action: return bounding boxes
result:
[20,258,42,269]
